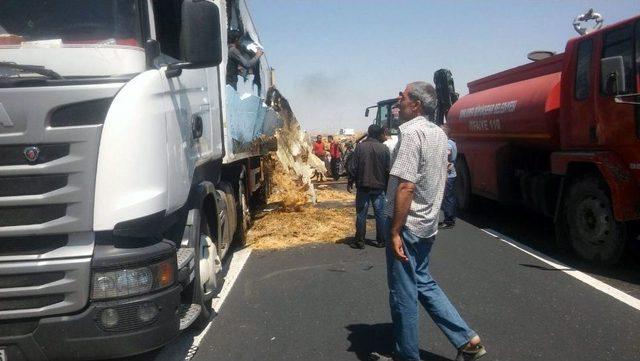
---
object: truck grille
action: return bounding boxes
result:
[0,272,65,288]
[0,205,67,227]
[0,235,68,256]
[0,174,68,197]
[0,144,70,166]
[0,83,122,320]
[0,294,65,312]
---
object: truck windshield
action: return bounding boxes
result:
[0,0,143,47]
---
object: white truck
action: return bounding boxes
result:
[0,1,278,359]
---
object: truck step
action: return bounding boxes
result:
[178,303,202,331]
[177,248,195,285]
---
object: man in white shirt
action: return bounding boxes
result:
[376,82,486,361]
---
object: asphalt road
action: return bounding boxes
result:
[130,195,640,361]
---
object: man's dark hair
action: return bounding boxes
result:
[368,124,383,139]
[228,29,242,44]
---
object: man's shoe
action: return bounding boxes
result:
[368,352,396,361]
[438,222,455,229]
[369,239,385,248]
[350,239,365,249]
[456,343,487,361]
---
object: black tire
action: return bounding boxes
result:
[184,208,216,329]
[455,157,474,211]
[563,176,626,265]
[234,179,250,247]
[217,182,237,259]
[218,182,237,240]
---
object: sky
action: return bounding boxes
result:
[247,0,639,133]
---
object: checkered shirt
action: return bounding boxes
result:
[385,116,449,238]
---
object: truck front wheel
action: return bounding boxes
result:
[564,176,626,265]
[184,207,220,329]
[455,157,473,211]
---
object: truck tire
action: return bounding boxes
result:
[234,179,250,247]
[217,183,236,259]
[455,157,473,211]
[186,208,219,328]
[564,176,626,265]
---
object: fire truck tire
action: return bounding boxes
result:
[455,157,474,211]
[564,176,626,265]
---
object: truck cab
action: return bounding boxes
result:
[0,1,273,359]
[448,13,640,265]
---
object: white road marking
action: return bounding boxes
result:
[154,248,252,361]
[481,228,640,312]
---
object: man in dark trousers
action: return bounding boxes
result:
[439,124,458,229]
[347,124,390,249]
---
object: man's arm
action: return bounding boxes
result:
[390,177,415,262]
[346,148,359,192]
[229,47,262,68]
[386,131,420,263]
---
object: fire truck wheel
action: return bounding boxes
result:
[564,176,626,265]
[455,157,473,211]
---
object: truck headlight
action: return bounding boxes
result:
[91,259,175,300]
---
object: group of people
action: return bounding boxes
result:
[347,82,485,361]
[312,134,347,181]
[347,106,459,251]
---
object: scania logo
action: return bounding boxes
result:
[23,146,40,163]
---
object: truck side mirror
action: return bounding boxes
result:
[166,0,222,77]
[365,108,370,117]
[601,56,628,95]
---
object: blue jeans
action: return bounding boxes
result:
[385,221,475,360]
[441,177,457,225]
[355,188,386,243]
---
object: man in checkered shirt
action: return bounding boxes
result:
[375,82,486,361]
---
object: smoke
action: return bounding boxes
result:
[288,70,371,133]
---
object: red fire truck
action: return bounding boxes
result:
[447,12,640,265]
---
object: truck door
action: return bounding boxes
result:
[152,0,223,213]
[594,22,638,148]
[375,103,390,129]
[568,38,597,147]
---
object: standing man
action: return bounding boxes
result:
[380,82,485,361]
[328,135,342,181]
[382,127,398,155]
[439,124,457,229]
[226,29,263,91]
[347,125,390,249]
[313,135,325,159]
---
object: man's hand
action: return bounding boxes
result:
[390,232,408,263]
[256,49,264,57]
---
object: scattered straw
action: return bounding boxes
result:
[248,187,376,251]
[247,206,355,250]
[315,188,355,203]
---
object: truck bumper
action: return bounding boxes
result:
[0,286,181,361]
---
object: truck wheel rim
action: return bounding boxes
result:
[199,234,217,296]
[575,196,609,247]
